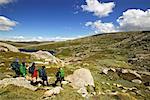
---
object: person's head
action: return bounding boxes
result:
[22,62,25,66]
[59,67,62,70]
[32,62,35,67]
[42,66,45,69]
[15,58,19,62]
[22,58,26,63]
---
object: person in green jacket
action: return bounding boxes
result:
[54,68,65,87]
[20,62,27,77]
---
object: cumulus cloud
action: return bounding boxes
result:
[86,9,150,33]
[0,16,17,31]
[0,0,14,5]
[81,0,115,17]
[117,9,150,31]
[85,20,118,33]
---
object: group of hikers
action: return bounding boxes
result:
[10,58,65,87]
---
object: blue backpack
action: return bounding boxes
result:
[28,66,34,74]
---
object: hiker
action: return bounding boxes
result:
[28,62,37,85]
[54,68,65,87]
[39,66,49,86]
[20,62,27,77]
[10,58,20,77]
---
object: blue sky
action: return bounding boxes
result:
[0,0,150,41]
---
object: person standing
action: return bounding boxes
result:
[39,66,49,86]
[28,62,37,85]
[54,68,65,87]
[20,62,27,77]
[10,58,20,77]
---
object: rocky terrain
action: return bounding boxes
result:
[0,31,150,100]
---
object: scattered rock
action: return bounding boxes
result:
[106,82,110,86]
[116,84,122,88]
[0,63,5,67]
[146,86,150,91]
[102,68,116,75]
[43,87,63,98]
[144,82,150,86]
[0,77,37,91]
[77,88,88,97]
[121,89,127,93]
[117,69,142,81]
[131,79,142,84]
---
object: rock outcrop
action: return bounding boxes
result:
[0,77,37,91]
[101,68,143,81]
[0,42,19,52]
[29,50,65,66]
[65,68,95,97]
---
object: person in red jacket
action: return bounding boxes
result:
[29,63,38,85]
[32,68,38,79]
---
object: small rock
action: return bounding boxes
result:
[105,89,111,93]
[101,82,105,84]
[102,68,109,75]
[43,87,63,97]
[122,89,127,93]
[131,79,142,84]
[116,84,122,88]
[136,90,142,96]
[0,63,5,66]
[61,81,69,85]
[144,82,150,86]
[106,83,110,85]
[130,92,136,95]
[77,88,88,97]
[146,86,150,91]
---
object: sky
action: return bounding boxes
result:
[0,0,150,41]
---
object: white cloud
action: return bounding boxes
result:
[86,9,150,33]
[117,9,150,31]
[13,36,24,39]
[0,0,14,5]
[85,20,118,33]
[81,0,115,17]
[0,35,85,42]
[0,16,18,31]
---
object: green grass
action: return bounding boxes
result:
[0,31,150,100]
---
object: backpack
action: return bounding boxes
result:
[28,66,34,74]
[60,69,64,77]
[38,68,42,77]
[56,71,61,78]
[11,62,20,71]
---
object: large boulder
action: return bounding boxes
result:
[65,68,95,97]
[0,77,37,91]
[0,47,8,52]
[30,50,65,66]
[0,42,19,52]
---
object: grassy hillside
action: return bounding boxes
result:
[21,31,150,70]
[0,31,150,100]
